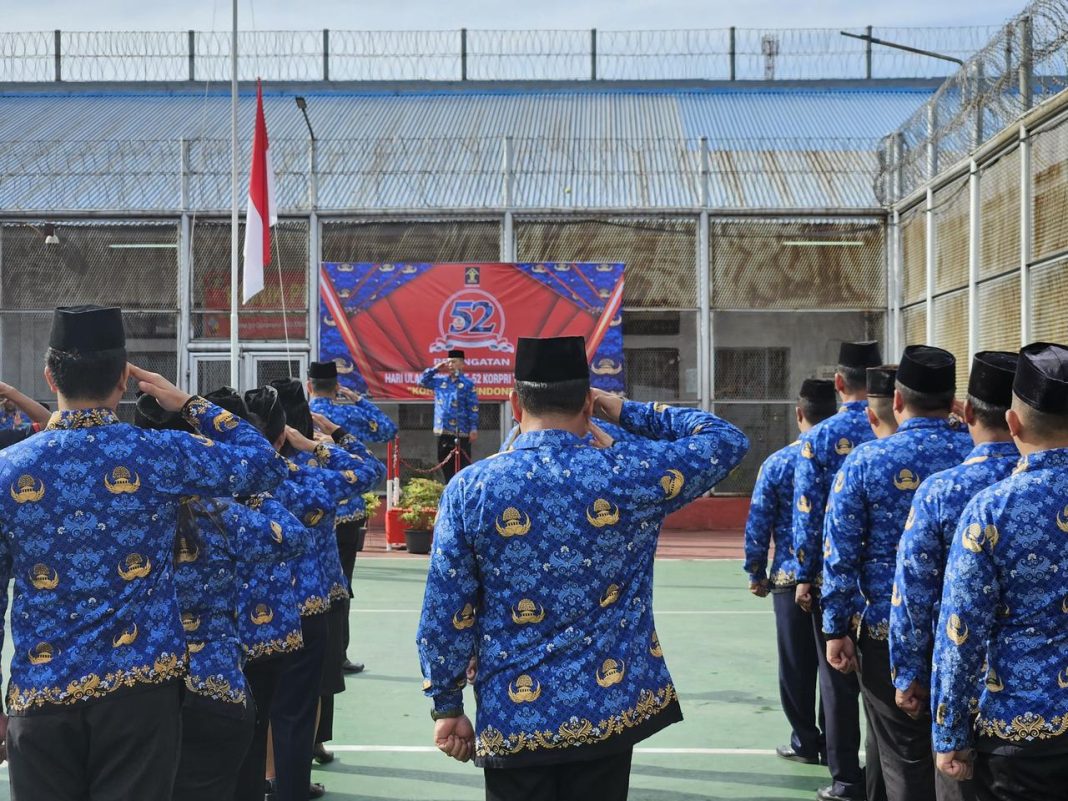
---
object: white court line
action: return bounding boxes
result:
[328,745,776,756]
[358,556,743,563]
[351,609,769,615]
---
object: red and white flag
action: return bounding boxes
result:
[242,79,277,304]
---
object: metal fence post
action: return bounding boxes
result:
[308,212,321,360]
[591,29,597,80]
[308,138,318,210]
[973,60,985,148]
[461,28,468,81]
[728,27,736,80]
[502,136,514,208]
[54,30,61,82]
[1019,124,1033,345]
[925,103,938,344]
[1019,15,1033,112]
[967,159,980,361]
[892,132,905,354]
[698,136,711,412]
[323,29,330,81]
[865,25,873,79]
[188,31,195,82]
[178,139,193,391]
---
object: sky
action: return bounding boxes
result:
[2,0,1027,31]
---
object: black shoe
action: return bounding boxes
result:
[776,744,822,765]
[264,778,277,801]
[312,743,335,765]
[816,784,866,801]
[342,659,365,674]
[309,782,326,799]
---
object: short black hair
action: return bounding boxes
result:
[967,395,1010,430]
[836,365,867,393]
[896,381,955,413]
[869,396,896,426]
[799,395,837,426]
[515,379,590,416]
[1013,396,1068,439]
[46,347,126,402]
[309,377,338,396]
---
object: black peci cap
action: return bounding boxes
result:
[799,378,836,404]
[514,336,589,383]
[968,351,1018,408]
[308,361,338,380]
[897,345,956,394]
[49,305,126,353]
[838,341,882,370]
[1013,342,1068,414]
[269,378,313,439]
[867,365,899,398]
[244,386,287,443]
[448,349,466,360]
[133,392,192,433]
[203,386,249,420]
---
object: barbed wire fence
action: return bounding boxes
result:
[0,26,1001,83]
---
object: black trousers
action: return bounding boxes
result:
[810,595,867,798]
[172,703,255,801]
[974,749,1068,801]
[937,768,977,801]
[438,434,472,482]
[857,633,936,801]
[336,519,360,661]
[484,748,634,801]
[235,656,287,801]
[773,590,824,757]
[271,612,328,801]
[7,683,181,801]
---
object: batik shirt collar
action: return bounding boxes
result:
[511,429,585,450]
[963,440,1018,464]
[1012,446,1068,474]
[896,416,956,435]
[45,408,120,430]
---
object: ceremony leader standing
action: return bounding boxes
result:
[0,305,287,801]
[417,335,749,801]
[744,379,838,769]
[932,343,1068,800]
[420,349,479,481]
[823,345,972,801]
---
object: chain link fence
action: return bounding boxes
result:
[0,27,998,83]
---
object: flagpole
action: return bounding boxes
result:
[229,0,240,388]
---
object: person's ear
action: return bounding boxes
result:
[44,366,59,394]
[116,363,132,396]
[963,399,978,427]
[1006,408,1022,441]
[866,407,879,430]
[796,406,804,427]
[509,389,523,424]
[893,389,905,415]
[833,372,845,395]
[582,389,595,419]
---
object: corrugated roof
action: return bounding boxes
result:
[0,82,932,212]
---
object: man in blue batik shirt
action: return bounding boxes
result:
[0,306,286,801]
[932,343,1068,800]
[417,335,748,801]
[791,341,883,801]
[745,378,838,769]
[889,351,1019,801]
[823,346,973,801]
[307,360,397,444]
[420,349,479,481]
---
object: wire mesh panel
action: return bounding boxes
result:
[1032,116,1068,262]
[713,311,884,400]
[191,219,308,341]
[622,312,699,401]
[901,204,927,307]
[977,274,1021,351]
[712,403,795,495]
[516,217,697,309]
[932,289,969,390]
[0,221,178,310]
[710,218,884,310]
[1030,260,1068,342]
[902,303,927,346]
[321,219,500,263]
[979,147,1020,279]
[933,177,969,294]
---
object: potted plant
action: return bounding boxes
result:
[399,478,445,555]
[356,491,382,552]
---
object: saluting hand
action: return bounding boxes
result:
[826,636,859,674]
[936,750,974,782]
[311,412,339,436]
[284,426,319,453]
[128,363,192,412]
[588,421,615,449]
[590,389,624,424]
[434,715,475,763]
[337,385,363,402]
[895,680,929,720]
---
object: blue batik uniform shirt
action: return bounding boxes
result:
[889,440,1019,693]
[0,398,286,715]
[309,395,397,443]
[932,447,1068,754]
[822,416,972,639]
[420,368,479,436]
[417,402,749,767]
[792,401,874,584]
[744,441,802,590]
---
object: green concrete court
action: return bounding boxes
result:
[0,558,836,800]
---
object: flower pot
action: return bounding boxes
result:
[355,522,367,553]
[404,528,433,555]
